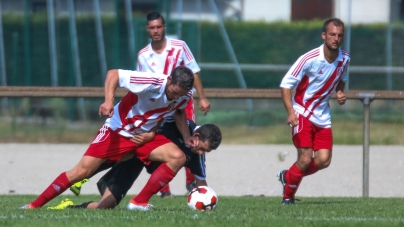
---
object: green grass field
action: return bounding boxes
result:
[2,195,403,227]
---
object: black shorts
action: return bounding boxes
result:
[96,157,145,205]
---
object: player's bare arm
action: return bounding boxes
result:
[281,87,298,127]
[130,120,161,145]
[99,69,119,117]
[175,109,198,148]
[193,73,210,115]
[335,81,346,105]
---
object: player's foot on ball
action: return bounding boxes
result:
[281,198,295,205]
[127,197,153,211]
[47,198,74,210]
[186,182,196,192]
[19,203,35,209]
[70,178,89,196]
[277,170,287,195]
[160,191,173,199]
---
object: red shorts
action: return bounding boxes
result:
[292,114,333,151]
[84,125,171,164]
[185,97,195,121]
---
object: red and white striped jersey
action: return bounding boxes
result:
[280,44,350,128]
[137,37,200,75]
[105,69,192,138]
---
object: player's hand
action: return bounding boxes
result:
[99,102,114,117]
[199,98,210,115]
[336,91,346,105]
[287,112,299,128]
[130,131,155,145]
[185,136,198,148]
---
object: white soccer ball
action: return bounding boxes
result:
[187,186,218,211]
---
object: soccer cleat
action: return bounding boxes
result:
[277,170,288,195]
[70,178,89,196]
[19,203,35,209]
[160,191,173,199]
[186,182,196,192]
[127,202,154,211]
[47,198,74,210]
[281,198,295,205]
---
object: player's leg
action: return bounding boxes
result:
[278,115,313,205]
[70,156,145,209]
[129,140,186,209]
[306,126,333,175]
[26,155,105,208]
[70,161,116,196]
[23,126,138,209]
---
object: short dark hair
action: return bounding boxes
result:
[147,11,165,24]
[170,66,194,90]
[195,124,222,150]
[322,18,344,33]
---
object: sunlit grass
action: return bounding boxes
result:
[2,195,403,227]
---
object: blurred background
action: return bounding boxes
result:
[0,0,403,144]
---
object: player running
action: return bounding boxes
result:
[278,18,350,205]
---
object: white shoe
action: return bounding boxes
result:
[19,204,35,209]
[126,202,154,211]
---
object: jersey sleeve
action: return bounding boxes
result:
[136,55,148,72]
[280,55,311,90]
[340,59,350,83]
[118,69,164,94]
[181,42,201,74]
[188,153,206,180]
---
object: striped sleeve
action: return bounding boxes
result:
[118,69,164,93]
[280,49,319,89]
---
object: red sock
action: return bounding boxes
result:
[30,172,71,208]
[304,158,319,176]
[185,167,195,184]
[134,163,176,204]
[284,163,305,199]
[159,183,171,193]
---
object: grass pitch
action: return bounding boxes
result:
[2,195,403,227]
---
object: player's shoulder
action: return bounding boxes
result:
[137,44,150,56]
[299,46,321,61]
[169,37,186,47]
[340,48,350,59]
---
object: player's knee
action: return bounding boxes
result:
[297,156,312,168]
[168,150,186,167]
[318,159,331,169]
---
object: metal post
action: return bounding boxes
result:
[176,0,183,39]
[93,0,107,80]
[68,0,86,120]
[124,0,135,69]
[23,0,32,86]
[0,0,8,110]
[344,0,352,90]
[47,0,58,86]
[386,25,392,91]
[359,93,374,198]
[207,0,253,114]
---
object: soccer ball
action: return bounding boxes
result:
[187,186,218,211]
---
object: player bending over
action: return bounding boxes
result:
[47,121,221,210]
[20,66,196,209]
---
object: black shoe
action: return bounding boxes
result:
[160,191,173,199]
[186,182,196,192]
[281,198,295,205]
[277,170,287,195]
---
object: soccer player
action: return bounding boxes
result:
[137,11,210,197]
[277,18,350,205]
[48,121,222,210]
[20,66,195,209]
